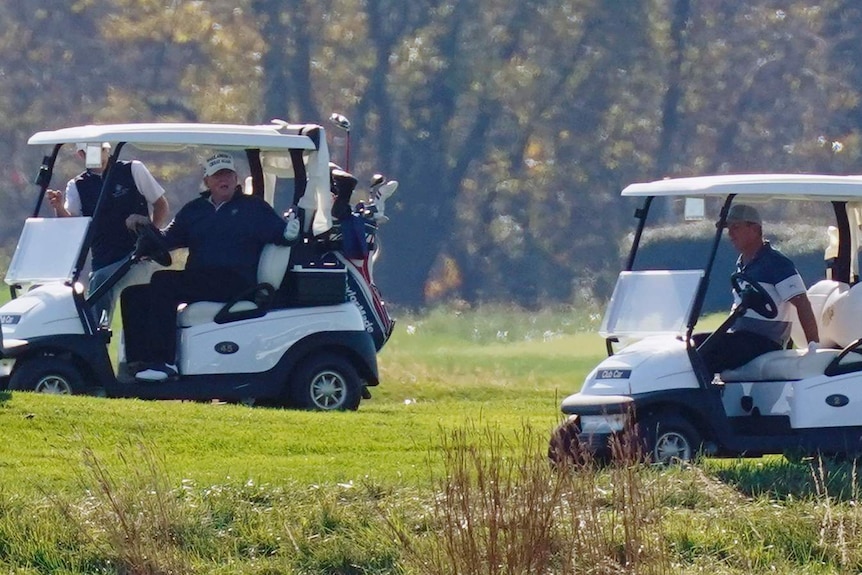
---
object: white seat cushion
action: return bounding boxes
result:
[176,300,258,327]
[721,348,840,382]
[178,244,292,328]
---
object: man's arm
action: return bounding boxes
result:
[790,293,819,344]
[127,161,170,230]
[150,196,170,228]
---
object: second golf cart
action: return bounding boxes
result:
[550,174,862,463]
[0,122,387,410]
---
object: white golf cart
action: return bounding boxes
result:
[0,122,381,410]
[550,174,862,463]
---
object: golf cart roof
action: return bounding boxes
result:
[27,122,319,152]
[27,121,334,238]
[622,174,862,202]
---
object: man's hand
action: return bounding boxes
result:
[125,214,151,232]
[46,189,63,210]
[283,209,300,241]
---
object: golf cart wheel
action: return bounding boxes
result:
[638,414,701,464]
[9,357,84,395]
[291,353,362,411]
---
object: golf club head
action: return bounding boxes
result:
[370,173,386,189]
[329,113,351,132]
[376,180,398,201]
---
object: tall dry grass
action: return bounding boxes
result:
[393,422,671,575]
[52,442,193,575]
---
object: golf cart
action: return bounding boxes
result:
[550,174,862,463]
[0,122,385,410]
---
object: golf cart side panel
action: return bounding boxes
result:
[106,330,378,401]
[790,372,862,429]
[177,303,367,375]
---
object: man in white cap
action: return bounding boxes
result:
[121,151,301,381]
[697,203,820,374]
[46,142,170,324]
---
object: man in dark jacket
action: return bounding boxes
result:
[121,152,300,381]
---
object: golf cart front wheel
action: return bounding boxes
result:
[290,353,362,411]
[638,414,701,464]
[9,357,84,395]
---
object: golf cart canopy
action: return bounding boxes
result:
[27,122,319,152]
[606,173,862,343]
[22,122,335,295]
[622,173,862,202]
[27,122,333,232]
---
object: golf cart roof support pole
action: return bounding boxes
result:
[686,195,736,388]
[246,149,265,199]
[688,194,735,329]
[831,201,852,284]
[72,141,128,336]
[624,196,654,271]
[32,144,62,217]
[604,195,654,356]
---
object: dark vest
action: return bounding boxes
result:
[75,161,148,269]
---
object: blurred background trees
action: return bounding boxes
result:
[1,0,860,309]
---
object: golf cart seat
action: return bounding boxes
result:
[720,348,841,382]
[790,279,849,349]
[722,279,858,382]
[177,243,292,327]
[817,281,862,348]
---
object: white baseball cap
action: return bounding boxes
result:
[203,152,236,176]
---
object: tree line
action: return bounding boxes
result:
[1,1,860,308]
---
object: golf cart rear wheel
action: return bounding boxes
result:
[291,353,362,411]
[9,357,84,395]
[638,414,701,464]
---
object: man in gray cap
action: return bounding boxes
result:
[697,203,820,374]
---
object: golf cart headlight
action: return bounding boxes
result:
[579,413,628,434]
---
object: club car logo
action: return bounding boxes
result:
[0,314,20,325]
[214,341,239,355]
[596,369,631,380]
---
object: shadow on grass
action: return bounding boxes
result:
[712,457,862,502]
[0,390,10,404]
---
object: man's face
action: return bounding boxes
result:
[727,221,761,253]
[204,169,238,202]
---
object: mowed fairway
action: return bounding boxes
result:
[0,306,604,494]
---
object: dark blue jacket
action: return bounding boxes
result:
[163,188,288,286]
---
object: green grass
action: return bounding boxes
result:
[1,305,603,495]
[2,305,862,574]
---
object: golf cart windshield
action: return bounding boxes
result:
[599,270,704,338]
[5,217,91,285]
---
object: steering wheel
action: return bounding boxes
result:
[730,271,778,319]
[134,224,172,267]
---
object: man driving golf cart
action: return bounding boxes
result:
[551,173,862,464]
[695,203,820,376]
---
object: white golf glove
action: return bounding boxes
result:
[806,341,821,353]
[283,211,300,241]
